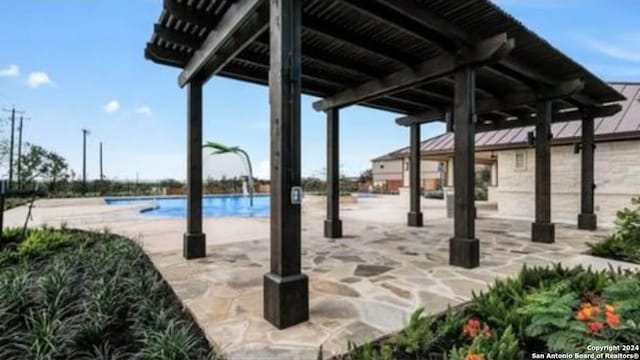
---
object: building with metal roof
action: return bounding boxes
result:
[372,82,640,225]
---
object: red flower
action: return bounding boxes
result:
[463,318,481,337]
[605,312,620,327]
[587,321,604,333]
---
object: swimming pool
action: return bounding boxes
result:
[105,194,270,217]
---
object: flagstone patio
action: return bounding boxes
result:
[149,216,633,360]
[5,196,638,359]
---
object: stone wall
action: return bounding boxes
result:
[493,140,640,227]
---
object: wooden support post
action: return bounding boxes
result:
[578,114,597,230]
[263,0,308,330]
[408,123,423,227]
[183,80,206,259]
[450,67,479,268]
[324,108,343,238]
[532,100,555,243]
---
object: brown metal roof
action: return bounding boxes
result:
[374,82,640,161]
[145,0,624,117]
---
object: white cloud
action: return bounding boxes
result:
[0,64,19,77]
[27,71,53,88]
[135,106,152,115]
[577,33,640,63]
[104,100,120,113]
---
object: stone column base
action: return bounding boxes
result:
[264,273,309,329]
[449,237,479,269]
[407,211,424,227]
[578,213,597,231]
[324,219,343,238]
[183,232,206,259]
[531,222,555,243]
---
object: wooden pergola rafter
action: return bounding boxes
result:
[144,0,625,330]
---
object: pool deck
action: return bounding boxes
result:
[4,195,639,359]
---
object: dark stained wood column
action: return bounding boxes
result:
[531,100,555,243]
[325,108,343,238]
[408,123,423,227]
[578,114,597,230]
[263,0,308,330]
[450,67,479,268]
[183,79,206,259]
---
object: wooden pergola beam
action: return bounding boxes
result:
[178,0,265,87]
[325,108,342,238]
[578,112,597,230]
[303,15,418,67]
[163,0,222,29]
[369,0,598,104]
[154,25,203,49]
[145,43,190,68]
[475,104,622,132]
[263,0,308,330]
[532,100,555,243]
[312,33,514,111]
[395,79,586,126]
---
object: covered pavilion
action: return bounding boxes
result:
[144,0,624,329]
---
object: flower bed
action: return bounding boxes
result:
[334,265,640,360]
[588,197,640,264]
[0,227,217,359]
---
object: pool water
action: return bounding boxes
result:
[105,194,270,217]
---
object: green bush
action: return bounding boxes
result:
[475,187,488,201]
[0,228,216,360]
[589,197,640,264]
[424,190,444,199]
[339,265,640,360]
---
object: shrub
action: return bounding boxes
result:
[474,187,488,201]
[589,197,640,264]
[424,190,444,199]
[339,265,640,360]
[0,228,216,359]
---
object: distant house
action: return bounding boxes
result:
[372,82,640,226]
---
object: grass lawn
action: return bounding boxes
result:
[0,227,217,360]
[336,265,640,360]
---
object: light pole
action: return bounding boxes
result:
[81,128,90,194]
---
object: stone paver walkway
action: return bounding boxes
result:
[149,216,634,360]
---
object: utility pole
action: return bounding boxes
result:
[99,142,103,193]
[16,116,27,191]
[99,141,103,180]
[81,128,90,195]
[2,107,25,190]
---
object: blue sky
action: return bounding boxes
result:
[0,0,639,181]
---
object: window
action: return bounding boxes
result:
[515,152,526,170]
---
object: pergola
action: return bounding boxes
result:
[144,0,624,329]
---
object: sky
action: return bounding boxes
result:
[0,0,639,181]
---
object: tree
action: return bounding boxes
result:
[18,144,71,192]
[359,169,373,183]
[44,151,71,192]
